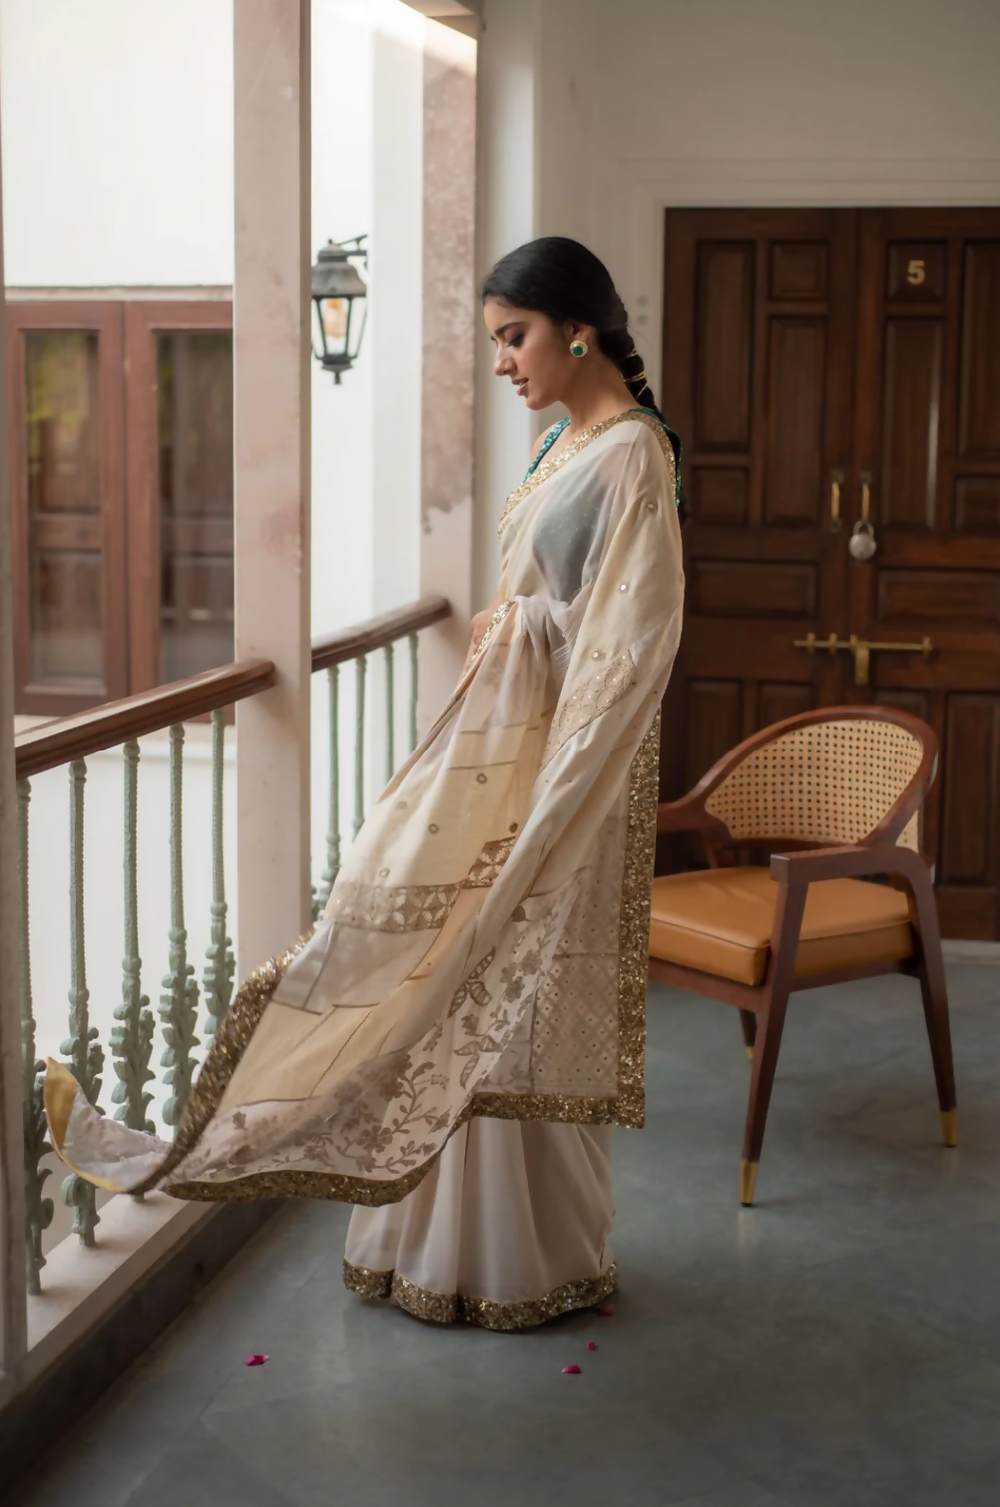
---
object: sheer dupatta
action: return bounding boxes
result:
[46,411,684,1206]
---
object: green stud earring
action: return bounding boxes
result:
[569,339,588,358]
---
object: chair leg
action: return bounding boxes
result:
[908,870,958,1147]
[740,987,791,1207]
[738,878,807,1207]
[739,1010,757,1063]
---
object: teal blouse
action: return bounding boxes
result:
[524,408,682,508]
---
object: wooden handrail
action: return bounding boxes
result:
[13,597,455,779]
[14,659,276,779]
[311,595,452,673]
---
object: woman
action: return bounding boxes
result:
[46,237,684,1332]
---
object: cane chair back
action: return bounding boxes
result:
[702,713,928,851]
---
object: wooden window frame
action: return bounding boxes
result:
[8,297,234,714]
[124,301,234,694]
[8,302,127,716]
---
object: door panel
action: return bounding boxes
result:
[124,302,234,693]
[959,245,1000,456]
[694,242,755,450]
[684,680,743,795]
[660,209,857,868]
[7,304,127,715]
[881,318,942,528]
[758,681,815,728]
[764,318,827,523]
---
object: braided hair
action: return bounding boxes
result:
[481,236,662,417]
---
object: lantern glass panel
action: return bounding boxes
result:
[322,298,347,341]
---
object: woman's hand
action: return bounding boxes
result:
[458,603,502,683]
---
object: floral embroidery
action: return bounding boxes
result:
[463,837,516,888]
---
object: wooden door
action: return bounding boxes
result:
[849,209,1000,940]
[660,206,1000,940]
[660,209,858,862]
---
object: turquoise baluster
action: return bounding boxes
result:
[384,641,395,784]
[111,741,155,1148]
[313,665,341,919]
[18,779,52,1291]
[159,725,200,1128]
[61,760,104,1246]
[354,655,367,839]
[408,631,418,754]
[203,710,235,1041]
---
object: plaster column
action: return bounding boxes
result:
[233,0,313,975]
[0,84,29,1384]
[419,18,478,713]
[473,0,541,609]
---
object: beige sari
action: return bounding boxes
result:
[47,409,684,1321]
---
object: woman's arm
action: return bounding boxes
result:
[459,592,505,681]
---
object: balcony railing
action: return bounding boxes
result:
[310,595,450,916]
[12,596,451,1300]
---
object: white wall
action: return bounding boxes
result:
[474,0,1000,593]
[0,0,234,286]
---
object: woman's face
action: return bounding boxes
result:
[483,297,591,412]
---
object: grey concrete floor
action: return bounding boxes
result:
[14,965,1000,1507]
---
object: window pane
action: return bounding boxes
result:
[158,332,234,683]
[25,332,104,688]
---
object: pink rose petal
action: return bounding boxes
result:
[562,1364,582,1375]
[244,1354,269,1366]
[588,1341,598,1351]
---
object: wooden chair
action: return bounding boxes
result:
[648,706,956,1207]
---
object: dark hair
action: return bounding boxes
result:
[481,236,661,417]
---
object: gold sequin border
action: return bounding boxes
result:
[161,1088,640,1208]
[465,598,515,677]
[135,934,315,1195]
[614,709,660,1122]
[498,409,676,539]
[344,1258,618,1332]
[342,1260,392,1300]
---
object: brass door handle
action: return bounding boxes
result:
[829,471,843,532]
[794,633,933,685]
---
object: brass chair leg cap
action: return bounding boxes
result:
[941,1109,958,1148]
[739,1159,758,1207]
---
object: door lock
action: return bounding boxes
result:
[794,632,934,686]
[849,473,877,560]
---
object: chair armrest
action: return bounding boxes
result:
[770,843,928,887]
[657,801,731,839]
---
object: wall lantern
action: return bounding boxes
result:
[311,235,368,382]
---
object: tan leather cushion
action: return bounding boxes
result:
[649,867,914,987]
